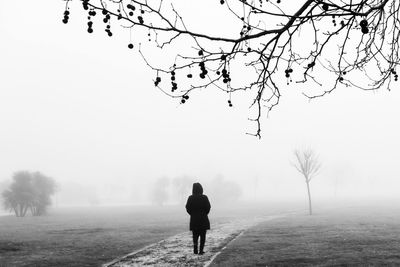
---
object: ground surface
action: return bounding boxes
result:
[2,202,398,267]
[210,204,400,267]
[105,214,286,267]
[0,206,186,267]
[0,203,287,267]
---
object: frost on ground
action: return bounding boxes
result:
[104,214,285,267]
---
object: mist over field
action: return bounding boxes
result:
[1,0,400,212]
[1,0,400,266]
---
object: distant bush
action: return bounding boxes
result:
[2,171,57,217]
[208,175,242,205]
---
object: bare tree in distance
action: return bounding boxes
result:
[292,149,321,215]
[62,0,400,137]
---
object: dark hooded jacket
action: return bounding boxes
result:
[185,183,211,231]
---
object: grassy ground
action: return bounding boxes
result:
[0,203,286,267]
[0,206,187,267]
[210,204,400,267]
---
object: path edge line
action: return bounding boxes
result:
[203,212,298,267]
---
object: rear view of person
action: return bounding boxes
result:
[185,182,211,255]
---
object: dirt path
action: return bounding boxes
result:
[103,214,287,267]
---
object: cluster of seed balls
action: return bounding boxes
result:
[80,1,94,33]
[82,0,90,10]
[151,50,235,104]
[220,69,231,83]
[360,19,369,34]
[127,4,145,24]
[80,1,145,35]
[321,4,347,28]
[197,50,208,79]
[170,71,178,92]
[62,10,70,24]
[83,8,112,35]
[392,69,399,81]
[181,95,189,104]
[153,72,178,92]
[150,49,238,105]
[199,62,208,79]
[284,68,293,78]
[102,9,112,36]
[307,62,316,68]
[216,55,231,83]
[154,76,161,86]
[339,71,346,82]
[85,9,97,33]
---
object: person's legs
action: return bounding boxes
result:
[192,230,199,254]
[199,230,206,254]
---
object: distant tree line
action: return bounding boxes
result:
[150,175,242,206]
[2,171,57,217]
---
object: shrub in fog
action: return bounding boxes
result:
[2,171,56,217]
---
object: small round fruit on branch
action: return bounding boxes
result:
[127,4,136,10]
[360,19,368,27]
[361,26,369,34]
[138,16,144,24]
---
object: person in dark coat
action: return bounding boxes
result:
[185,182,211,255]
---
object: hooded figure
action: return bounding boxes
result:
[185,182,211,255]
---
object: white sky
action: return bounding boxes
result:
[0,0,399,203]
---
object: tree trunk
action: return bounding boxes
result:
[306,181,312,215]
[19,205,24,217]
[22,205,28,217]
[13,206,19,217]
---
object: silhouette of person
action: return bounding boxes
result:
[185,182,211,255]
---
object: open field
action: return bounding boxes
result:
[0,206,186,267]
[210,204,400,266]
[0,203,291,267]
[3,202,398,267]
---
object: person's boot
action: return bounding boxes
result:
[199,242,205,255]
[193,244,198,254]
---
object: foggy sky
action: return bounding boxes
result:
[0,0,399,205]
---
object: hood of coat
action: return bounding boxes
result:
[192,182,203,195]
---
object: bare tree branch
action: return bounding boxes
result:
[62,0,400,137]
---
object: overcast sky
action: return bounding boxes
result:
[0,0,399,203]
